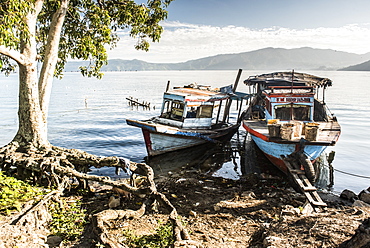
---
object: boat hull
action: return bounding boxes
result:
[127,119,239,156]
[250,134,327,174]
[242,119,339,174]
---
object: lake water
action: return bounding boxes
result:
[1,70,370,194]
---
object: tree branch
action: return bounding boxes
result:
[38,0,70,120]
[0,46,27,65]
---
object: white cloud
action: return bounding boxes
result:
[108,22,370,63]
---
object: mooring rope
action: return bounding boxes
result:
[333,168,370,179]
[302,150,370,180]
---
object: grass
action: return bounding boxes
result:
[0,171,87,241]
[0,171,45,215]
[122,220,174,248]
[48,198,88,241]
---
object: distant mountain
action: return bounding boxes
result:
[176,47,370,70]
[338,59,370,71]
[63,47,370,72]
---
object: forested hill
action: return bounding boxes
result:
[339,60,370,71]
[63,47,370,72]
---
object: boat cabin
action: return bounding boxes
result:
[157,84,231,129]
[264,86,315,122]
[244,72,333,124]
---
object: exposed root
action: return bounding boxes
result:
[0,142,200,247]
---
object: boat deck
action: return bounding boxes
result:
[243,120,341,145]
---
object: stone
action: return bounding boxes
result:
[108,196,120,208]
[189,210,197,217]
[359,189,370,204]
[263,236,282,246]
[281,205,300,216]
[46,235,62,247]
[353,200,370,208]
[340,189,358,202]
[301,202,314,215]
[340,218,370,248]
[241,191,256,199]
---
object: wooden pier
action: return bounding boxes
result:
[126,96,152,109]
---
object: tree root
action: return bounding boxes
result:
[0,142,202,247]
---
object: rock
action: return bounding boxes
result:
[108,196,120,208]
[174,239,204,248]
[359,189,370,204]
[189,210,197,217]
[353,200,370,208]
[46,235,62,247]
[340,218,370,248]
[263,236,282,246]
[241,191,256,199]
[112,187,131,199]
[340,189,358,202]
[301,202,314,215]
[281,205,300,216]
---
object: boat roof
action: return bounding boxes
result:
[166,84,231,102]
[244,72,332,88]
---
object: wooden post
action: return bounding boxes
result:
[216,100,223,124]
[166,80,170,92]
[222,69,242,123]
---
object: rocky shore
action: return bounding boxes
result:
[1,169,370,248]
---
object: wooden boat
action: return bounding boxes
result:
[241,71,340,182]
[127,70,247,156]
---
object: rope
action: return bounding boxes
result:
[333,168,370,179]
[302,151,370,180]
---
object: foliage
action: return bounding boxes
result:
[49,197,87,241]
[122,221,174,247]
[0,0,173,78]
[0,171,45,215]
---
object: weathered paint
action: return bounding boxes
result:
[145,131,207,156]
[128,118,239,156]
[250,134,327,174]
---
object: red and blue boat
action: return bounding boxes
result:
[242,71,341,180]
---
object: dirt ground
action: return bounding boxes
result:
[1,166,369,248]
[73,168,369,248]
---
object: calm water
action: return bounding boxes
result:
[1,70,370,194]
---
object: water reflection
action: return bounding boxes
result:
[146,131,333,191]
[145,142,239,177]
[144,131,280,180]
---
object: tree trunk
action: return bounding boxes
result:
[14,64,50,149]
[12,0,50,149]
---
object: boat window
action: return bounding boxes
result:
[274,105,290,120]
[293,105,310,121]
[196,105,213,118]
[274,104,310,121]
[186,107,197,118]
[170,101,185,120]
[160,100,185,121]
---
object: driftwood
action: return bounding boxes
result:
[0,141,200,247]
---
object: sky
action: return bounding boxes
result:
[108,0,370,63]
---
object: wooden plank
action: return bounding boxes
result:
[282,155,327,209]
[303,186,317,191]
[290,169,305,175]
